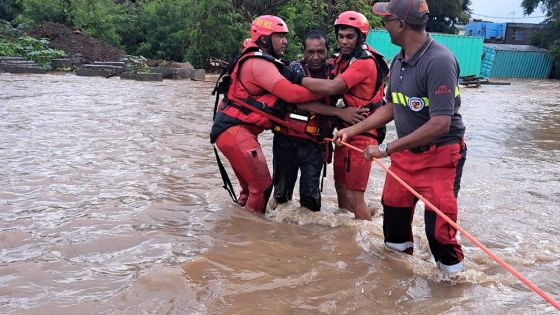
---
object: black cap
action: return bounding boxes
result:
[372,0,430,25]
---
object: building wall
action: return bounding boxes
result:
[465,22,506,40]
[465,22,544,45]
[504,23,543,45]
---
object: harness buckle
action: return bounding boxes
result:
[335,98,346,108]
[256,101,267,111]
[219,99,228,110]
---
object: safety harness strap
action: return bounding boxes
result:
[226,96,327,144]
[213,144,238,203]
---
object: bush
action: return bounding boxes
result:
[0,38,18,56]
[26,48,65,69]
[121,55,150,73]
[0,19,25,38]
[0,35,65,69]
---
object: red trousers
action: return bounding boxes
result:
[333,135,378,191]
[382,142,466,272]
[215,125,272,213]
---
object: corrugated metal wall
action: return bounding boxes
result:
[480,44,553,78]
[366,29,484,76]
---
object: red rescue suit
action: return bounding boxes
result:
[210,43,319,213]
[382,141,466,271]
[210,44,285,213]
[211,48,286,138]
[330,44,388,191]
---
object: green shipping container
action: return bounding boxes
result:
[480,44,553,78]
[366,29,484,77]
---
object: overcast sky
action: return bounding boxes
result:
[469,0,546,23]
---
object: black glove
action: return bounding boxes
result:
[281,66,304,85]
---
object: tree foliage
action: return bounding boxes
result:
[184,0,245,67]
[369,0,470,34]
[71,0,122,44]
[13,0,71,26]
[4,0,471,67]
[0,0,22,21]
[522,0,560,18]
[521,0,560,76]
[232,0,292,18]
[130,0,192,61]
[425,0,470,33]
[277,0,381,60]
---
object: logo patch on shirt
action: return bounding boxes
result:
[435,84,451,95]
[408,97,425,112]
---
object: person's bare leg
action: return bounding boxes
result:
[335,183,349,210]
[347,189,371,221]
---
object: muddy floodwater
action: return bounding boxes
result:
[1,73,559,314]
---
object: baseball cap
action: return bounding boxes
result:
[372,0,430,25]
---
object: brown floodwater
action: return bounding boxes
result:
[1,73,559,314]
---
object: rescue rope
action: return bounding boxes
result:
[326,138,560,311]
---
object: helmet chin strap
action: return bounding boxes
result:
[359,33,366,44]
[257,36,279,58]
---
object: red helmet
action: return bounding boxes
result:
[334,11,370,37]
[250,15,289,42]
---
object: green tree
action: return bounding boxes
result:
[114,1,144,57]
[184,0,245,67]
[425,0,471,34]
[371,0,470,34]
[124,0,192,61]
[13,0,71,26]
[71,0,122,45]
[7,0,470,67]
[0,0,22,21]
[277,0,381,60]
[232,0,292,19]
[522,0,560,18]
[276,0,331,59]
[522,0,560,77]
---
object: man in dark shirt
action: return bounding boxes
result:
[273,30,368,212]
[335,0,467,273]
[272,31,331,212]
[293,12,388,221]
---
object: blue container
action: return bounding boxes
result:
[480,44,553,78]
[465,22,506,40]
[366,29,484,76]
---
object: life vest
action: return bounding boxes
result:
[210,43,290,203]
[211,44,328,144]
[329,43,388,110]
[210,43,290,143]
[272,60,331,142]
[328,43,389,142]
